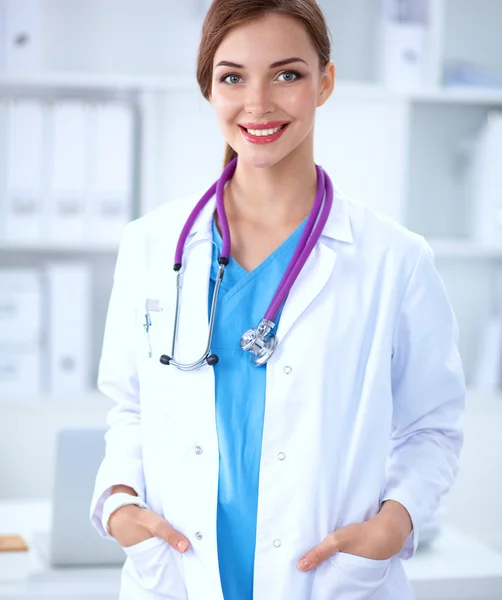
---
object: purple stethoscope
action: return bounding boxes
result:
[159,157,333,371]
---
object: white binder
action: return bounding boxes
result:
[47,101,88,243]
[470,112,502,245]
[45,263,91,395]
[0,1,6,71]
[90,102,134,244]
[0,349,41,395]
[5,100,45,242]
[0,269,42,395]
[378,0,428,88]
[0,0,43,73]
[0,102,6,236]
[0,269,42,345]
[472,315,502,391]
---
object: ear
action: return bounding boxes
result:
[317,61,335,108]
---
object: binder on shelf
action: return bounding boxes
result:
[0,349,41,395]
[0,269,43,396]
[472,270,502,391]
[0,2,5,71]
[0,269,42,345]
[45,263,92,395]
[472,316,502,391]
[5,100,45,242]
[378,0,429,88]
[0,0,43,73]
[469,111,502,245]
[0,102,6,237]
[47,101,88,243]
[89,102,134,244]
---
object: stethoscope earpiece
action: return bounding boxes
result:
[207,354,219,366]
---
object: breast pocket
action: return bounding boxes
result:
[136,298,174,364]
[135,298,178,411]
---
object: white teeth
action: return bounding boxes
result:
[246,125,284,136]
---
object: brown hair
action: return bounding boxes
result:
[196,0,331,168]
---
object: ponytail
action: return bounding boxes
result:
[223,143,238,169]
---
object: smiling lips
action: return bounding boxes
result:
[239,121,290,144]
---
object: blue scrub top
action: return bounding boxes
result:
[208,216,306,600]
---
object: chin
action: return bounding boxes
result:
[238,148,294,170]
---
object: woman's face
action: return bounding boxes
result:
[210,12,335,169]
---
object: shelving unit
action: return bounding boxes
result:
[0,0,501,383]
[0,240,118,253]
[1,391,108,407]
[2,0,502,499]
[429,240,502,259]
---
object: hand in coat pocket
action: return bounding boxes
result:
[297,500,413,572]
[109,504,191,553]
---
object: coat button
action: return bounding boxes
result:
[277,452,286,461]
[284,366,292,374]
[194,446,203,455]
[273,539,281,548]
[195,532,203,541]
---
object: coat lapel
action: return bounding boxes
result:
[276,188,354,346]
[276,240,338,345]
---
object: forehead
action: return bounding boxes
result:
[213,13,316,66]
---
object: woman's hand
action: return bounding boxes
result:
[108,504,191,553]
[297,500,413,572]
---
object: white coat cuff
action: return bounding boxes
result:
[381,491,420,559]
[91,486,116,540]
[90,468,146,539]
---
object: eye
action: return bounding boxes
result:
[278,71,302,82]
[221,74,243,85]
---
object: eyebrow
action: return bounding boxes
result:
[215,57,308,69]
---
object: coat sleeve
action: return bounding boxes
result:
[381,237,466,559]
[89,221,146,539]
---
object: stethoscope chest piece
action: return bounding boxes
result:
[240,319,278,366]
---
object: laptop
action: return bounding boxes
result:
[34,427,126,567]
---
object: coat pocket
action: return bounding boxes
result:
[122,536,188,598]
[311,552,391,600]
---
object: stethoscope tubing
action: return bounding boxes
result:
[164,158,333,370]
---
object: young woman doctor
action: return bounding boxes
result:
[90,1,465,599]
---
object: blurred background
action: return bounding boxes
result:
[1,0,502,597]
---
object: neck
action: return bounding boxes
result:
[225,145,318,227]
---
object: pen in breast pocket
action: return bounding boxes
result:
[144,299,164,358]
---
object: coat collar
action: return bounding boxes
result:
[184,185,355,247]
[172,184,354,366]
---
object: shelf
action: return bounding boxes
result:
[0,391,111,408]
[0,240,118,253]
[1,73,502,106]
[409,86,502,105]
[429,239,502,259]
[3,238,502,259]
[0,72,198,94]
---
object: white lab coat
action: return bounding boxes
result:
[90,187,465,600]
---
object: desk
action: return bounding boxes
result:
[1,500,502,599]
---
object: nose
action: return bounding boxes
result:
[244,81,274,117]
